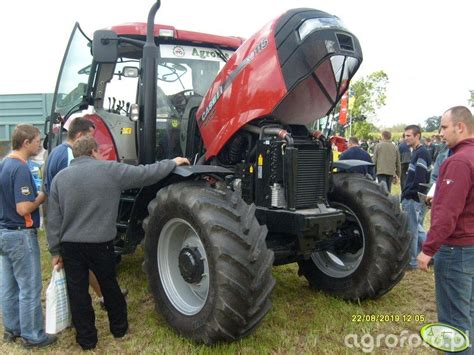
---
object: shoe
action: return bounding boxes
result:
[3,330,19,343]
[80,343,97,351]
[21,334,57,349]
[406,265,418,271]
[113,330,128,339]
[113,325,128,339]
[99,288,129,310]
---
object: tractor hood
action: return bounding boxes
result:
[197,8,363,159]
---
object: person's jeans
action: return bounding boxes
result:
[0,228,47,343]
[401,198,426,268]
[435,245,474,354]
[61,241,127,350]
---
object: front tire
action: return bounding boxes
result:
[298,173,410,301]
[143,181,275,344]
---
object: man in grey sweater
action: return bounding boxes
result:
[47,136,189,350]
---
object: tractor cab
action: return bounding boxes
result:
[47,22,240,164]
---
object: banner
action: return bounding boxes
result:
[338,91,348,125]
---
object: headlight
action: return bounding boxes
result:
[298,17,347,41]
[130,103,139,121]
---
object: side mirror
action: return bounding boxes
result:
[92,30,118,63]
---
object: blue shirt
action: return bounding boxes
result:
[44,143,73,194]
[339,146,375,176]
[430,147,453,184]
[0,156,40,228]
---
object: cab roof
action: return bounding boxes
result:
[107,23,244,49]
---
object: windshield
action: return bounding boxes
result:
[155,44,233,159]
[53,24,92,117]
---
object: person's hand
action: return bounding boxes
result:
[52,256,64,270]
[417,252,432,271]
[37,191,47,204]
[393,176,399,184]
[173,157,190,166]
[426,196,433,208]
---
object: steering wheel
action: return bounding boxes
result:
[170,90,196,108]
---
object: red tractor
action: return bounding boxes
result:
[46,1,409,344]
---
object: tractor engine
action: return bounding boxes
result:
[230,125,329,211]
[216,122,345,264]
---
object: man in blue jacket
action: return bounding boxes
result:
[401,125,432,269]
[44,117,95,195]
[338,136,374,177]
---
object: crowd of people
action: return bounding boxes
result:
[0,106,473,351]
[0,122,189,349]
[339,106,474,352]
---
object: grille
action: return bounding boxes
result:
[295,148,326,208]
[336,33,354,51]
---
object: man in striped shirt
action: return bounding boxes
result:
[401,124,432,269]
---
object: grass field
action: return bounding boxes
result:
[1,184,439,354]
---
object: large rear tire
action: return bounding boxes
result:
[143,181,275,344]
[298,173,410,301]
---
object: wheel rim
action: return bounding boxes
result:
[311,202,365,278]
[157,218,209,315]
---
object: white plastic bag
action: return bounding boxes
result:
[45,267,71,334]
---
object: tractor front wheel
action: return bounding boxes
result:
[298,173,410,301]
[143,181,275,344]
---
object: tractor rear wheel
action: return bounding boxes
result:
[143,181,275,344]
[298,173,410,301]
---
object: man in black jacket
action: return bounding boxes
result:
[338,136,374,177]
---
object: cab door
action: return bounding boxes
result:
[47,23,93,151]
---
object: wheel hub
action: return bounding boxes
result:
[178,247,204,283]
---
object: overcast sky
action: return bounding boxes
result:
[1,0,473,127]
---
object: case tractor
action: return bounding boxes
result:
[46,1,410,344]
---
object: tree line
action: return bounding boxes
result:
[337,71,472,139]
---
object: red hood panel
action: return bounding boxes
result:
[197,17,287,159]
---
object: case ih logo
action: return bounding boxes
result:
[172,46,185,57]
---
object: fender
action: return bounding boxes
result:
[119,164,232,251]
[172,165,232,177]
[332,159,374,171]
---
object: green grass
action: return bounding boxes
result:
[1,184,437,354]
